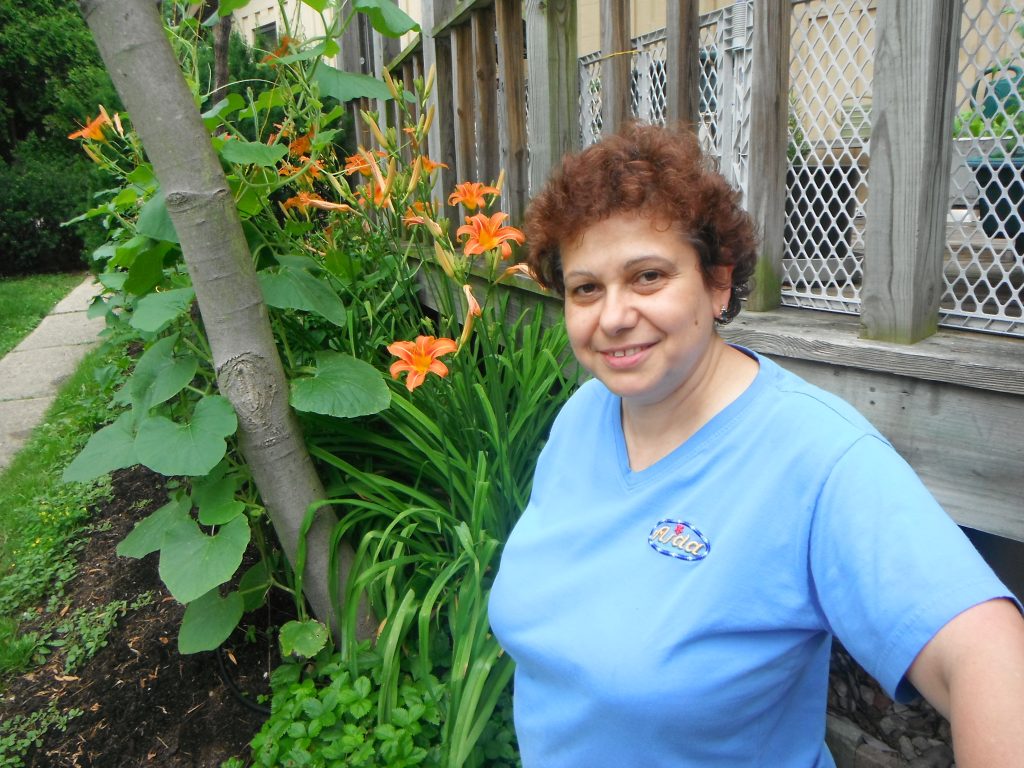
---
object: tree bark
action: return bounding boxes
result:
[214,14,232,98]
[78,0,372,640]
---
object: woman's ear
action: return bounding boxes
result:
[710,264,734,310]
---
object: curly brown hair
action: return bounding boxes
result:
[524,122,758,322]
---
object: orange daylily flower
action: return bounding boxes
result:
[448,181,500,211]
[288,131,314,157]
[420,156,447,174]
[457,212,526,259]
[343,149,387,177]
[278,157,324,182]
[282,192,353,213]
[356,180,393,209]
[68,108,112,141]
[387,335,458,392]
[402,201,430,226]
[261,35,298,65]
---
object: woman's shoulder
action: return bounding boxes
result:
[753,353,886,446]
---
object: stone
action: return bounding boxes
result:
[899,735,917,761]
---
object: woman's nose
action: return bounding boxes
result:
[598,288,638,334]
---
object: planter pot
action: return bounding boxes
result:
[968,154,1024,252]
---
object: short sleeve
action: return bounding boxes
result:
[809,435,1015,701]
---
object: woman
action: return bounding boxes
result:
[488,123,1024,767]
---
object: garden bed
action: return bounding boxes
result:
[0,466,276,767]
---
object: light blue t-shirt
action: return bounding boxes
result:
[488,350,1012,767]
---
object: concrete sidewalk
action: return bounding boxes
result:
[0,278,106,472]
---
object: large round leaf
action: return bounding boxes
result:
[158,515,250,604]
[135,395,237,477]
[62,411,137,482]
[258,267,347,327]
[130,287,195,332]
[219,138,288,167]
[290,351,390,418]
[353,0,418,37]
[192,464,246,526]
[128,334,199,414]
[116,493,192,559]
[279,618,329,658]
[179,588,245,654]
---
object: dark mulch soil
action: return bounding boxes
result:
[0,466,284,767]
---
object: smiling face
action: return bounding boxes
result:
[561,212,732,410]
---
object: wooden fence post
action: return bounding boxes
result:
[745,0,788,311]
[600,0,631,135]
[421,0,458,217]
[525,0,579,196]
[495,0,528,222]
[371,30,401,138]
[473,6,500,186]
[665,0,701,129]
[452,23,478,182]
[337,0,368,149]
[860,0,964,343]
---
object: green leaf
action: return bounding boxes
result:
[192,466,246,526]
[217,0,251,17]
[135,395,238,477]
[238,559,271,612]
[127,164,156,189]
[62,412,137,482]
[137,191,180,243]
[354,0,419,37]
[179,589,245,653]
[313,64,392,103]
[130,287,195,332]
[290,352,390,418]
[258,267,347,326]
[109,235,151,269]
[202,93,246,130]
[238,87,288,120]
[117,493,192,559]
[279,619,329,658]
[219,138,288,167]
[98,271,127,291]
[123,241,175,296]
[300,0,328,10]
[127,334,199,414]
[159,515,250,603]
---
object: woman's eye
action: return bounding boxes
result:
[637,270,662,285]
[572,283,597,296]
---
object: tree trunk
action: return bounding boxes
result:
[78,0,372,640]
[214,14,232,98]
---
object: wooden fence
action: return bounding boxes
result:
[336,0,1024,547]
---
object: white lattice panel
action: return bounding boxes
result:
[783,0,874,314]
[942,1,1024,337]
[579,51,603,147]
[577,4,748,197]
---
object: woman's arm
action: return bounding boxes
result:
[907,597,1024,767]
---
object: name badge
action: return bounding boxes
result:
[648,519,710,561]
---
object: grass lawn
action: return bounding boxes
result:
[0,272,88,358]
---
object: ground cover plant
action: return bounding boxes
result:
[57,1,580,764]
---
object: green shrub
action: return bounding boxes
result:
[0,138,103,276]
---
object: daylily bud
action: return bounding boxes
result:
[382,67,401,100]
[424,64,436,98]
[434,241,456,280]
[407,156,422,192]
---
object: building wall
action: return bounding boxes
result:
[233,0,336,54]
[577,0,733,56]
